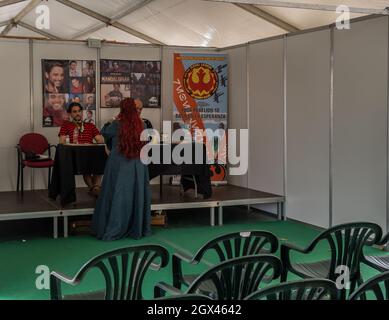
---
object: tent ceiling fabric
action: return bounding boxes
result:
[0,0,387,47]
[0,0,30,22]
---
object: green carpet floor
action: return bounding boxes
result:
[0,208,387,300]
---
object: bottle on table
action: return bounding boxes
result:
[73,127,79,144]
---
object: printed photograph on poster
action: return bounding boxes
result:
[42,59,96,127]
[101,84,131,108]
[83,110,96,125]
[100,59,161,108]
[83,94,96,110]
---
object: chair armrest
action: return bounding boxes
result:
[172,251,196,289]
[173,251,195,264]
[154,281,185,298]
[280,242,311,281]
[378,232,389,246]
[50,271,76,285]
[281,242,310,254]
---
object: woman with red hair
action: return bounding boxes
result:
[91,98,151,240]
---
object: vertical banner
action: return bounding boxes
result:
[173,53,228,183]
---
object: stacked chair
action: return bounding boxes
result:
[49,223,389,300]
[349,271,389,300]
[281,222,382,299]
[244,279,338,300]
[155,254,283,300]
[362,232,389,272]
[171,230,279,289]
[50,244,169,300]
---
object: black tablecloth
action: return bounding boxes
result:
[49,143,212,206]
[148,143,212,198]
[49,144,107,206]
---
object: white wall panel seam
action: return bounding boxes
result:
[283,35,287,218]
[246,43,250,189]
[329,26,334,228]
[160,46,163,128]
[387,16,389,239]
[29,38,34,190]
[97,47,101,128]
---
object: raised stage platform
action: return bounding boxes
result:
[0,185,285,238]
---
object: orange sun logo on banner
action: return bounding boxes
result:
[183,63,219,99]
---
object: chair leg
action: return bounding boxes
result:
[21,166,24,196]
[17,160,20,192]
[48,167,51,188]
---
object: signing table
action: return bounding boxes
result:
[49,143,212,207]
[49,144,107,206]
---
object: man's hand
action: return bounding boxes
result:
[59,135,67,144]
[95,134,104,144]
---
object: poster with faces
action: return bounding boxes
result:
[42,60,96,127]
[100,59,161,108]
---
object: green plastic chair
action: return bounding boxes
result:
[172,231,279,289]
[363,232,389,272]
[349,271,389,300]
[281,222,382,299]
[155,254,283,300]
[244,279,338,300]
[50,244,169,300]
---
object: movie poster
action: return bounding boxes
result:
[100,59,161,108]
[42,60,96,127]
[173,53,228,182]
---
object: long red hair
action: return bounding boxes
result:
[118,98,144,159]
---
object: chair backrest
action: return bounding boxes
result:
[192,231,279,264]
[349,271,389,300]
[51,244,169,300]
[187,254,282,300]
[19,133,49,155]
[244,279,338,300]
[307,222,382,280]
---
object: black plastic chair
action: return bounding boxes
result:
[244,279,338,300]
[349,270,389,300]
[50,244,169,300]
[281,222,382,299]
[363,232,389,272]
[16,133,56,194]
[172,231,279,289]
[155,254,283,300]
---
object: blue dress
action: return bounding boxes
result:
[91,120,152,241]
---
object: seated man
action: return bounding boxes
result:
[58,102,104,197]
[135,98,153,129]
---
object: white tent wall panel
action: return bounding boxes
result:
[286,30,331,229]
[222,46,248,188]
[333,17,388,230]
[248,39,284,197]
[32,41,98,189]
[100,44,161,133]
[0,39,32,192]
